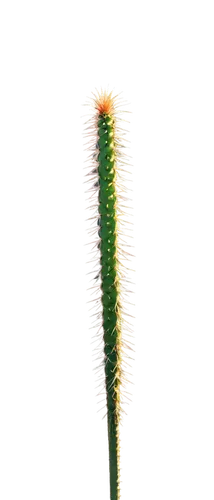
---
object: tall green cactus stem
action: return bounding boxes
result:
[98,111,121,500]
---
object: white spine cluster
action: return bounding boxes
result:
[81,107,106,420]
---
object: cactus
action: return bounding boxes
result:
[97,97,121,500]
[81,88,136,500]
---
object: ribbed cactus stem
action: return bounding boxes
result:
[97,112,121,500]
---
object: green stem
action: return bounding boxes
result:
[97,112,121,500]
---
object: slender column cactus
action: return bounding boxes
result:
[84,90,133,500]
[98,110,121,499]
